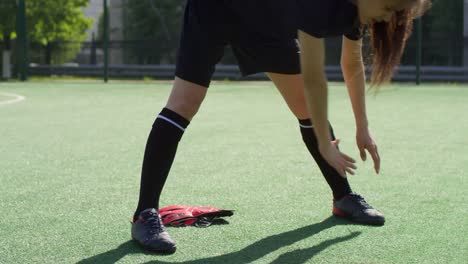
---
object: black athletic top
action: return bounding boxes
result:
[233,0,364,41]
[296,0,364,40]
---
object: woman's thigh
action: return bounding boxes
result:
[266,72,310,120]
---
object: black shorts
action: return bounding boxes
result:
[175,0,300,87]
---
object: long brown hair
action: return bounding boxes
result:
[368,0,431,88]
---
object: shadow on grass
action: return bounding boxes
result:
[77,216,361,264]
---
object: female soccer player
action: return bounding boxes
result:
[130,0,431,253]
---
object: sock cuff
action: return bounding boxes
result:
[298,119,313,128]
[157,108,190,131]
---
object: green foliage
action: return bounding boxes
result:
[0,0,16,40]
[26,0,92,44]
[122,0,185,64]
[122,0,465,66]
[426,0,463,34]
[25,0,93,64]
[420,0,464,65]
[1,0,92,65]
[1,0,465,66]
[397,0,464,66]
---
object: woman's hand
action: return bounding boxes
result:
[356,127,380,174]
[319,141,357,178]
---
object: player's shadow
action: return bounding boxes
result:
[77,216,361,264]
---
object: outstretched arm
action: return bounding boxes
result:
[341,36,380,174]
[298,30,356,177]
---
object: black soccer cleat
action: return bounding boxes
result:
[131,208,177,254]
[333,193,385,226]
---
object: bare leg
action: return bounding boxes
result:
[134,77,208,217]
[266,73,309,120]
[165,77,208,120]
[266,72,352,199]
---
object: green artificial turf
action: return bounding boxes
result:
[0,81,467,263]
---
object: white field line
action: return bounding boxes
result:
[0,93,26,106]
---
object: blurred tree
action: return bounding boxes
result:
[123,0,463,67]
[423,0,464,65]
[0,0,16,47]
[0,0,17,78]
[26,0,92,64]
[402,0,464,66]
[1,0,464,68]
[122,0,241,64]
[96,9,104,42]
[122,0,184,64]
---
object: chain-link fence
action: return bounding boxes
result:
[1,0,467,81]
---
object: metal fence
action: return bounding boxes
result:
[2,0,467,82]
[17,33,467,83]
[22,34,466,66]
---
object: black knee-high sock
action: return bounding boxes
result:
[299,119,352,200]
[134,108,190,219]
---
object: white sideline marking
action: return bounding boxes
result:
[0,93,26,106]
